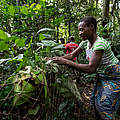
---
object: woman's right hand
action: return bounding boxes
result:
[44,57,53,61]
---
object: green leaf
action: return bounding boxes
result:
[35,4,41,10]
[41,40,56,47]
[0,41,9,51]
[43,34,51,38]
[33,70,41,75]
[20,6,28,15]
[14,81,34,93]
[8,5,15,16]
[28,105,40,115]
[15,38,26,47]
[13,80,35,106]
[39,33,46,41]
[37,28,56,34]
[13,95,28,106]
[0,30,8,39]
[52,16,64,25]
[52,44,65,50]
[38,73,44,81]
[40,0,46,7]
[30,3,36,9]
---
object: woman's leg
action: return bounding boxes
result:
[94,105,104,120]
[95,80,120,120]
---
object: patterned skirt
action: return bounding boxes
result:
[91,63,120,119]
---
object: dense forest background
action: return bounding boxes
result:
[0,0,120,120]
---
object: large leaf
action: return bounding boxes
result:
[0,41,9,51]
[8,5,15,16]
[43,34,51,38]
[13,80,35,106]
[52,44,65,50]
[0,54,23,64]
[41,40,57,47]
[37,28,57,34]
[0,30,8,40]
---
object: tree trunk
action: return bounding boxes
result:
[111,0,117,16]
[96,0,99,8]
[68,18,71,36]
[102,0,110,38]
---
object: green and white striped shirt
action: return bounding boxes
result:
[79,36,119,72]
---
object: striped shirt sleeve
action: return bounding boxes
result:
[93,40,109,51]
[79,40,88,50]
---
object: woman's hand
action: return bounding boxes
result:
[45,56,70,65]
[53,57,67,65]
[44,57,53,61]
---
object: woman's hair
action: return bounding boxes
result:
[79,16,97,31]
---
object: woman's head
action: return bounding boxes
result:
[79,16,97,31]
[78,16,97,40]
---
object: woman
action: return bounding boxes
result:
[47,16,120,119]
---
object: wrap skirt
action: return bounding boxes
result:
[91,63,120,119]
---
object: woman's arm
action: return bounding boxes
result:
[53,50,104,74]
[45,46,83,61]
[62,46,83,60]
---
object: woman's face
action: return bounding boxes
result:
[78,21,93,40]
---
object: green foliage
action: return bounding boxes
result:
[28,105,40,115]
[0,0,120,119]
[13,80,35,106]
[0,30,8,39]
